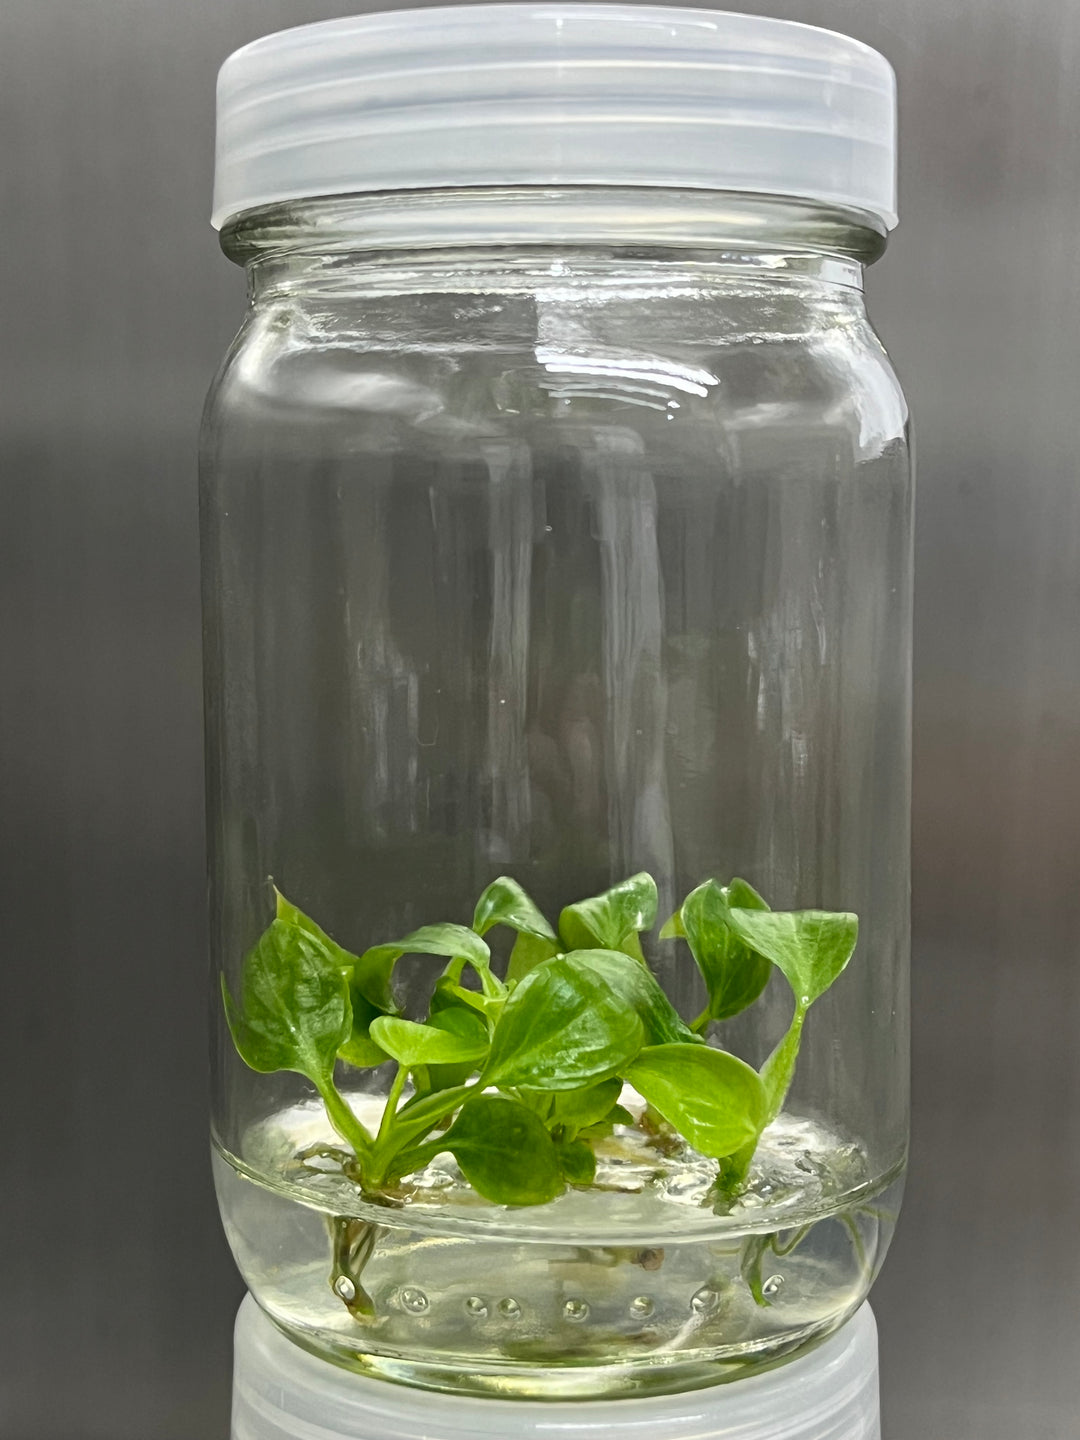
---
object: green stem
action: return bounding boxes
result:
[385,1135,447,1181]
[690,1007,712,1035]
[316,1077,374,1164]
[716,997,811,1199]
[377,1065,408,1146]
[760,998,810,1123]
[368,1082,475,1186]
[396,1081,474,1128]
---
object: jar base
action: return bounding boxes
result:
[232,1293,880,1435]
[266,1306,858,1399]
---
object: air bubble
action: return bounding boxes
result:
[333,1276,356,1302]
[691,1286,720,1315]
[498,1297,522,1320]
[563,1299,589,1322]
[629,1295,654,1319]
[762,1275,785,1298]
[465,1296,489,1318]
[400,1287,429,1314]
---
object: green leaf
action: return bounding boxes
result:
[337,991,389,1069]
[559,873,658,959]
[274,889,360,972]
[485,946,695,1092]
[473,876,558,943]
[679,880,772,1023]
[369,1016,489,1068]
[438,1096,564,1206]
[551,1078,624,1136]
[223,919,352,1088]
[724,908,858,1006]
[429,973,505,1029]
[388,1001,490,1097]
[506,931,561,986]
[556,1137,597,1186]
[607,1104,634,1127]
[577,1106,633,1143]
[571,948,698,1048]
[485,952,647,1091]
[430,1003,491,1048]
[271,891,388,1067]
[470,877,559,989]
[626,1044,767,1160]
[352,923,492,1011]
[658,910,685,941]
[726,877,769,911]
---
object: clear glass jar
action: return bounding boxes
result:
[203,9,910,1402]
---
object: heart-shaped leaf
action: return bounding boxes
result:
[274,888,359,971]
[679,879,772,1022]
[485,952,647,1090]
[571,948,698,1048]
[369,1015,490,1068]
[353,923,492,1011]
[337,991,390,1069]
[506,931,562,985]
[429,998,491,1046]
[272,890,389,1067]
[485,947,695,1091]
[223,919,352,1088]
[626,1044,766,1160]
[724,908,858,1006]
[436,1096,564,1206]
[658,909,685,940]
[556,1137,597,1186]
[551,1078,624,1137]
[413,1001,493,1094]
[473,876,561,985]
[558,873,658,959]
[473,876,558,943]
[726,877,769,911]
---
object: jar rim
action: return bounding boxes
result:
[220,187,888,273]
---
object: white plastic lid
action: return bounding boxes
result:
[231,1294,881,1440]
[212,5,897,232]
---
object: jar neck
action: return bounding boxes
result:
[221,188,886,300]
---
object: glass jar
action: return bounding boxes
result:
[202,6,910,1400]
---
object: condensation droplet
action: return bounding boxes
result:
[464,1296,489,1318]
[563,1299,590,1322]
[333,1276,356,1302]
[498,1297,522,1320]
[762,1275,785,1298]
[691,1286,720,1315]
[630,1295,655,1319]
[400,1287,429,1314]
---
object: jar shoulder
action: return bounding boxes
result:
[203,292,908,464]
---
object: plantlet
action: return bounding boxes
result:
[222,872,858,1214]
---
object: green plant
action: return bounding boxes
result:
[223,872,857,1209]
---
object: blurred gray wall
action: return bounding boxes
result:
[1,2,1077,1436]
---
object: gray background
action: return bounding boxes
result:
[1,1,1077,1436]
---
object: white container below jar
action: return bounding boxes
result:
[231,1293,881,1440]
